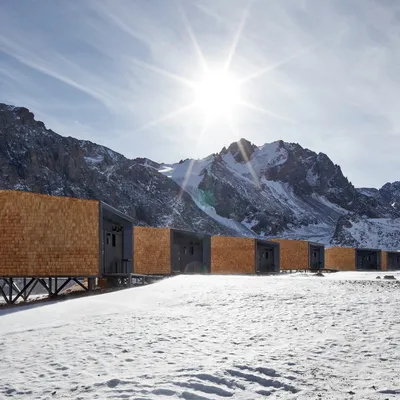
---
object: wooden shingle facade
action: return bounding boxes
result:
[211,236,280,274]
[325,247,356,271]
[134,227,211,275]
[134,227,172,275]
[325,247,383,271]
[0,190,133,278]
[269,239,324,270]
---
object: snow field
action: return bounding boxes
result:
[0,272,399,399]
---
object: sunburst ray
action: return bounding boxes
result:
[176,0,208,73]
[239,41,321,84]
[224,0,253,72]
[240,101,294,124]
[130,58,194,88]
[124,103,196,137]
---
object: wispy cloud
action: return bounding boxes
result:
[0,35,114,108]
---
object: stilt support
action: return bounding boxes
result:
[0,276,97,305]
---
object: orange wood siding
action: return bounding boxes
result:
[325,247,356,271]
[381,251,387,271]
[269,239,309,270]
[0,190,99,277]
[134,227,171,275]
[211,236,256,274]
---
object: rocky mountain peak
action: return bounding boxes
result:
[0,103,45,130]
[220,138,257,163]
[381,181,400,195]
[379,181,400,212]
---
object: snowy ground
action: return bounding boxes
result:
[1,272,399,399]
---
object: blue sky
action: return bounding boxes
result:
[1,0,399,188]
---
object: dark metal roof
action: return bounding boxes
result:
[256,239,280,247]
[171,228,210,239]
[100,201,134,223]
[355,247,381,252]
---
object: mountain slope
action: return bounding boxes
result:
[0,103,237,235]
[160,139,400,247]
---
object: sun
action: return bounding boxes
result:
[193,70,242,120]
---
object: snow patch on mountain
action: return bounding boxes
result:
[273,222,335,245]
[84,155,104,165]
[357,187,379,198]
[333,217,400,249]
[158,158,254,236]
[160,158,210,188]
[222,141,288,180]
[306,169,319,186]
[252,141,289,169]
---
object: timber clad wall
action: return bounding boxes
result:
[269,239,309,270]
[211,236,256,274]
[325,247,355,271]
[134,227,171,275]
[382,251,387,271]
[0,191,99,277]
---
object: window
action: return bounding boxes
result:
[265,252,269,259]
[313,251,317,258]
[190,246,194,255]
[112,234,116,247]
[106,233,110,245]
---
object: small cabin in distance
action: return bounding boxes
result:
[211,236,280,274]
[134,227,211,275]
[269,239,324,271]
[382,251,400,271]
[325,247,382,271]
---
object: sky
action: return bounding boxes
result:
[1,0,400,188]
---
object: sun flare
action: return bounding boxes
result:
[193,70,241,120]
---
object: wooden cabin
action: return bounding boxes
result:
[325,247,382,271]
[0,190,133,278]
[134,227,211,275]
[269,239,324,271]
[211,236,280,274]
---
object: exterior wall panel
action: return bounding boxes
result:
[325,247,356,271]
[269,239,309,270]
[211,236,256,274]
[134,227,171,275]
[382,251,387,271]
[0,190,99,277]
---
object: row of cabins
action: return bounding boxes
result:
[0,191,399,282]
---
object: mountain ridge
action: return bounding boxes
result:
[2,102,400,248]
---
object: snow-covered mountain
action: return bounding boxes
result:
[158,138,400,248]
[2,103,400,248]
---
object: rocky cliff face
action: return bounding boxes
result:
[2,103,400,248]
